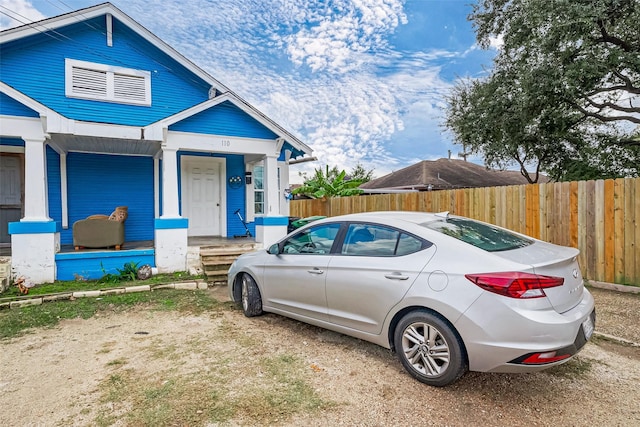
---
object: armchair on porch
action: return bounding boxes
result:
[73,206,128,250]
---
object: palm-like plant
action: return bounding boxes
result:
[292,166,364,199]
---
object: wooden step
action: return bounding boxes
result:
[200,243,260,282]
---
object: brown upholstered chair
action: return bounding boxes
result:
[72,207,127,250]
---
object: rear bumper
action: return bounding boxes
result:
[455,288,596,373]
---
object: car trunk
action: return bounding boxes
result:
[492,241,584,314]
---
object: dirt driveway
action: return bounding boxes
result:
[1,286,638,426]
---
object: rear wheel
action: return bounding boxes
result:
[240,273,263,317]
[394,310,467,387]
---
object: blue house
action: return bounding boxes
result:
[0,2,312,283]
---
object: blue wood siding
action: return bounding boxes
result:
[46,146,62,226]
[63,153,154,244]
[0,93,39,117]
[0,17,210,126]
[0,137,25,147]
[56,249,155,281]
[170,101,278,139]
[177,151,249,236]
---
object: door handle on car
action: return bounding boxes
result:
[385,272,409,280]
[308,267,324,275]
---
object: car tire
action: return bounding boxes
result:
[394,310,467,387]
[240,273,263,317]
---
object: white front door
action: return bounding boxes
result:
[181,157,226,237]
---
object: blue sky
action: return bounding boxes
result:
[1,0,498,180]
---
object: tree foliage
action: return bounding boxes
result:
[445,0,640,181]
[292,165,372,199]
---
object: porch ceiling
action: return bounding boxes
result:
[50,134,162,157]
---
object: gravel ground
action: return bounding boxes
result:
[0,285,638,426]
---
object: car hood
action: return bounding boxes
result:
[492,241,584,314]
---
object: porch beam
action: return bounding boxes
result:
[165,131,276,156]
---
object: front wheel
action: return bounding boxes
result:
[394,311,467,387]
[240,273,263,317]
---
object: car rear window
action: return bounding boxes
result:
[422,218,533,252]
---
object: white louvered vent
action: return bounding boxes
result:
[72,67,108,98]
[66,59,151,106]
[114,73,147,102]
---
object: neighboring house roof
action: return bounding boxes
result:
[360,158,547,192]
[0,2,312,158]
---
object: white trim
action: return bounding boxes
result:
[0,145,25,154]
[106,14,113,47]
[65,59,151,106]
[165,131,278,155]
[180,156,227,237]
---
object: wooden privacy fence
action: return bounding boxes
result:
[290,177,640,286]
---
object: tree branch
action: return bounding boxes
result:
[573,103,640,124]
[584,97,640,114]
[595,19,634,52]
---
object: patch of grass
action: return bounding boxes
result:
[233,354,335,424]
[106,358,127,367]
[0,272,204,299]
[0,289,222,340]
[93,352,334,426]
[545,356,593,378]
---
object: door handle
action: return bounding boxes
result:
[308,267,324,275]
[385,272,409,280]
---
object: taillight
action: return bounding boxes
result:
[465,272,564,299]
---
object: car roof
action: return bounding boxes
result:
[321,211,447,225]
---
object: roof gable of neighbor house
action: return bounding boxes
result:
[360,158,546,191]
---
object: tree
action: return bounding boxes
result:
[348,163,375,183]
[445,0,640,181]
[292,165,365,199]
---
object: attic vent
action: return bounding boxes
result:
[65,59,151,106]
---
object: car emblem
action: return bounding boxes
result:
[572,269,579,279]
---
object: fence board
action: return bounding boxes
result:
[603,180,615,283]
[290,177,640,286]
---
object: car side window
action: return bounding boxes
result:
[282,223,341,255]
[342,223,427,257]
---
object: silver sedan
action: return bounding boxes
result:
[228,211,596,386]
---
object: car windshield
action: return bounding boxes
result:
[422,218,533,252]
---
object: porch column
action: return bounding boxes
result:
[264,154,279,215]
[9,136,59,284]
[23,137,51,221]
[160,147,180,218]
[155,146,188,273]
[255,154,287,246]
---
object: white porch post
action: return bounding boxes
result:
[23,137,51,221]
[160,147,180,218]
[155,146,188,273]
[9,135,59,284]
[264,154,279,215]
[255,154,287,246]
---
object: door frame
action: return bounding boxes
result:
[180,155,226,237]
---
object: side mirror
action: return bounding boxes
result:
[268,243,280,255]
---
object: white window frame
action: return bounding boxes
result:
[65,59,151,106]
[253,163,265,216]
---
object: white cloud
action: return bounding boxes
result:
[0,0,46,30]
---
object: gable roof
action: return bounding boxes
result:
[0,2,228,94]
[360,158,546,191]
[0,2,312,157]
